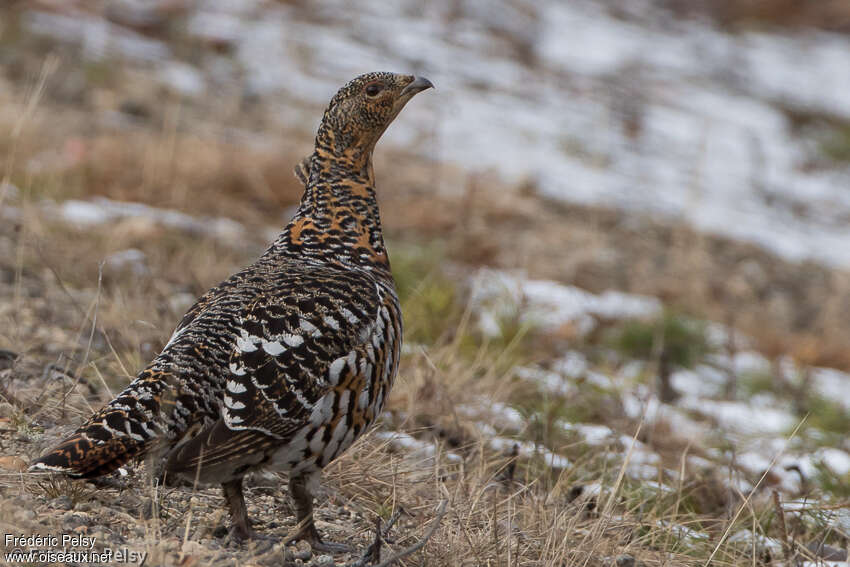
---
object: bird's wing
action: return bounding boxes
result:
[165,270,384,475]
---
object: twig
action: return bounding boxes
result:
[501,443,518,485]
[382,508,403,540]
[362,517,383,565]
[349,512,399,567]
[772,490,794,563]
[345,500,448,567]
[344,509,406,567]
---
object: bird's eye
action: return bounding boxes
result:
[365,83,383,97]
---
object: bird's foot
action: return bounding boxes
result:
[295,524,355,554]
[225,525,255,545]
[225,523,274,545]
[310,538,355,554]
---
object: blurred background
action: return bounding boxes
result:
[3,0,850,564]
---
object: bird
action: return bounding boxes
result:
[30,71,433,552]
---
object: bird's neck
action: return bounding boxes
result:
[273,149,391,277]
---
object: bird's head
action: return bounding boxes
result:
[315,72,433,165]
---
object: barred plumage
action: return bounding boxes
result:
[31,72,433,550]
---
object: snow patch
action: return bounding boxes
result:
[561,422,614,446]
[373,431,462,463]
[678,397,797,436]
[52,198,246,242]
[489,436,570,469]
[104,248,148,275]
[471,269,661,336]
[458,399,526,432]
[811,367,850,411]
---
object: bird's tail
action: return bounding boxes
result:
[29,414,144,478]
[30,371,173,478]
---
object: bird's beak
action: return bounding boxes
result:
[401,76,434,97]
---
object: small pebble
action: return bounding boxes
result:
[294,540,312,561]
[314,554,335,567]
[50,495,73,510]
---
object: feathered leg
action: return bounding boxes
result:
[222,478,255,541]
[290,472,353,553]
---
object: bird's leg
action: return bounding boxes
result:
[289,472,354,553]
[222,478,256,541]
